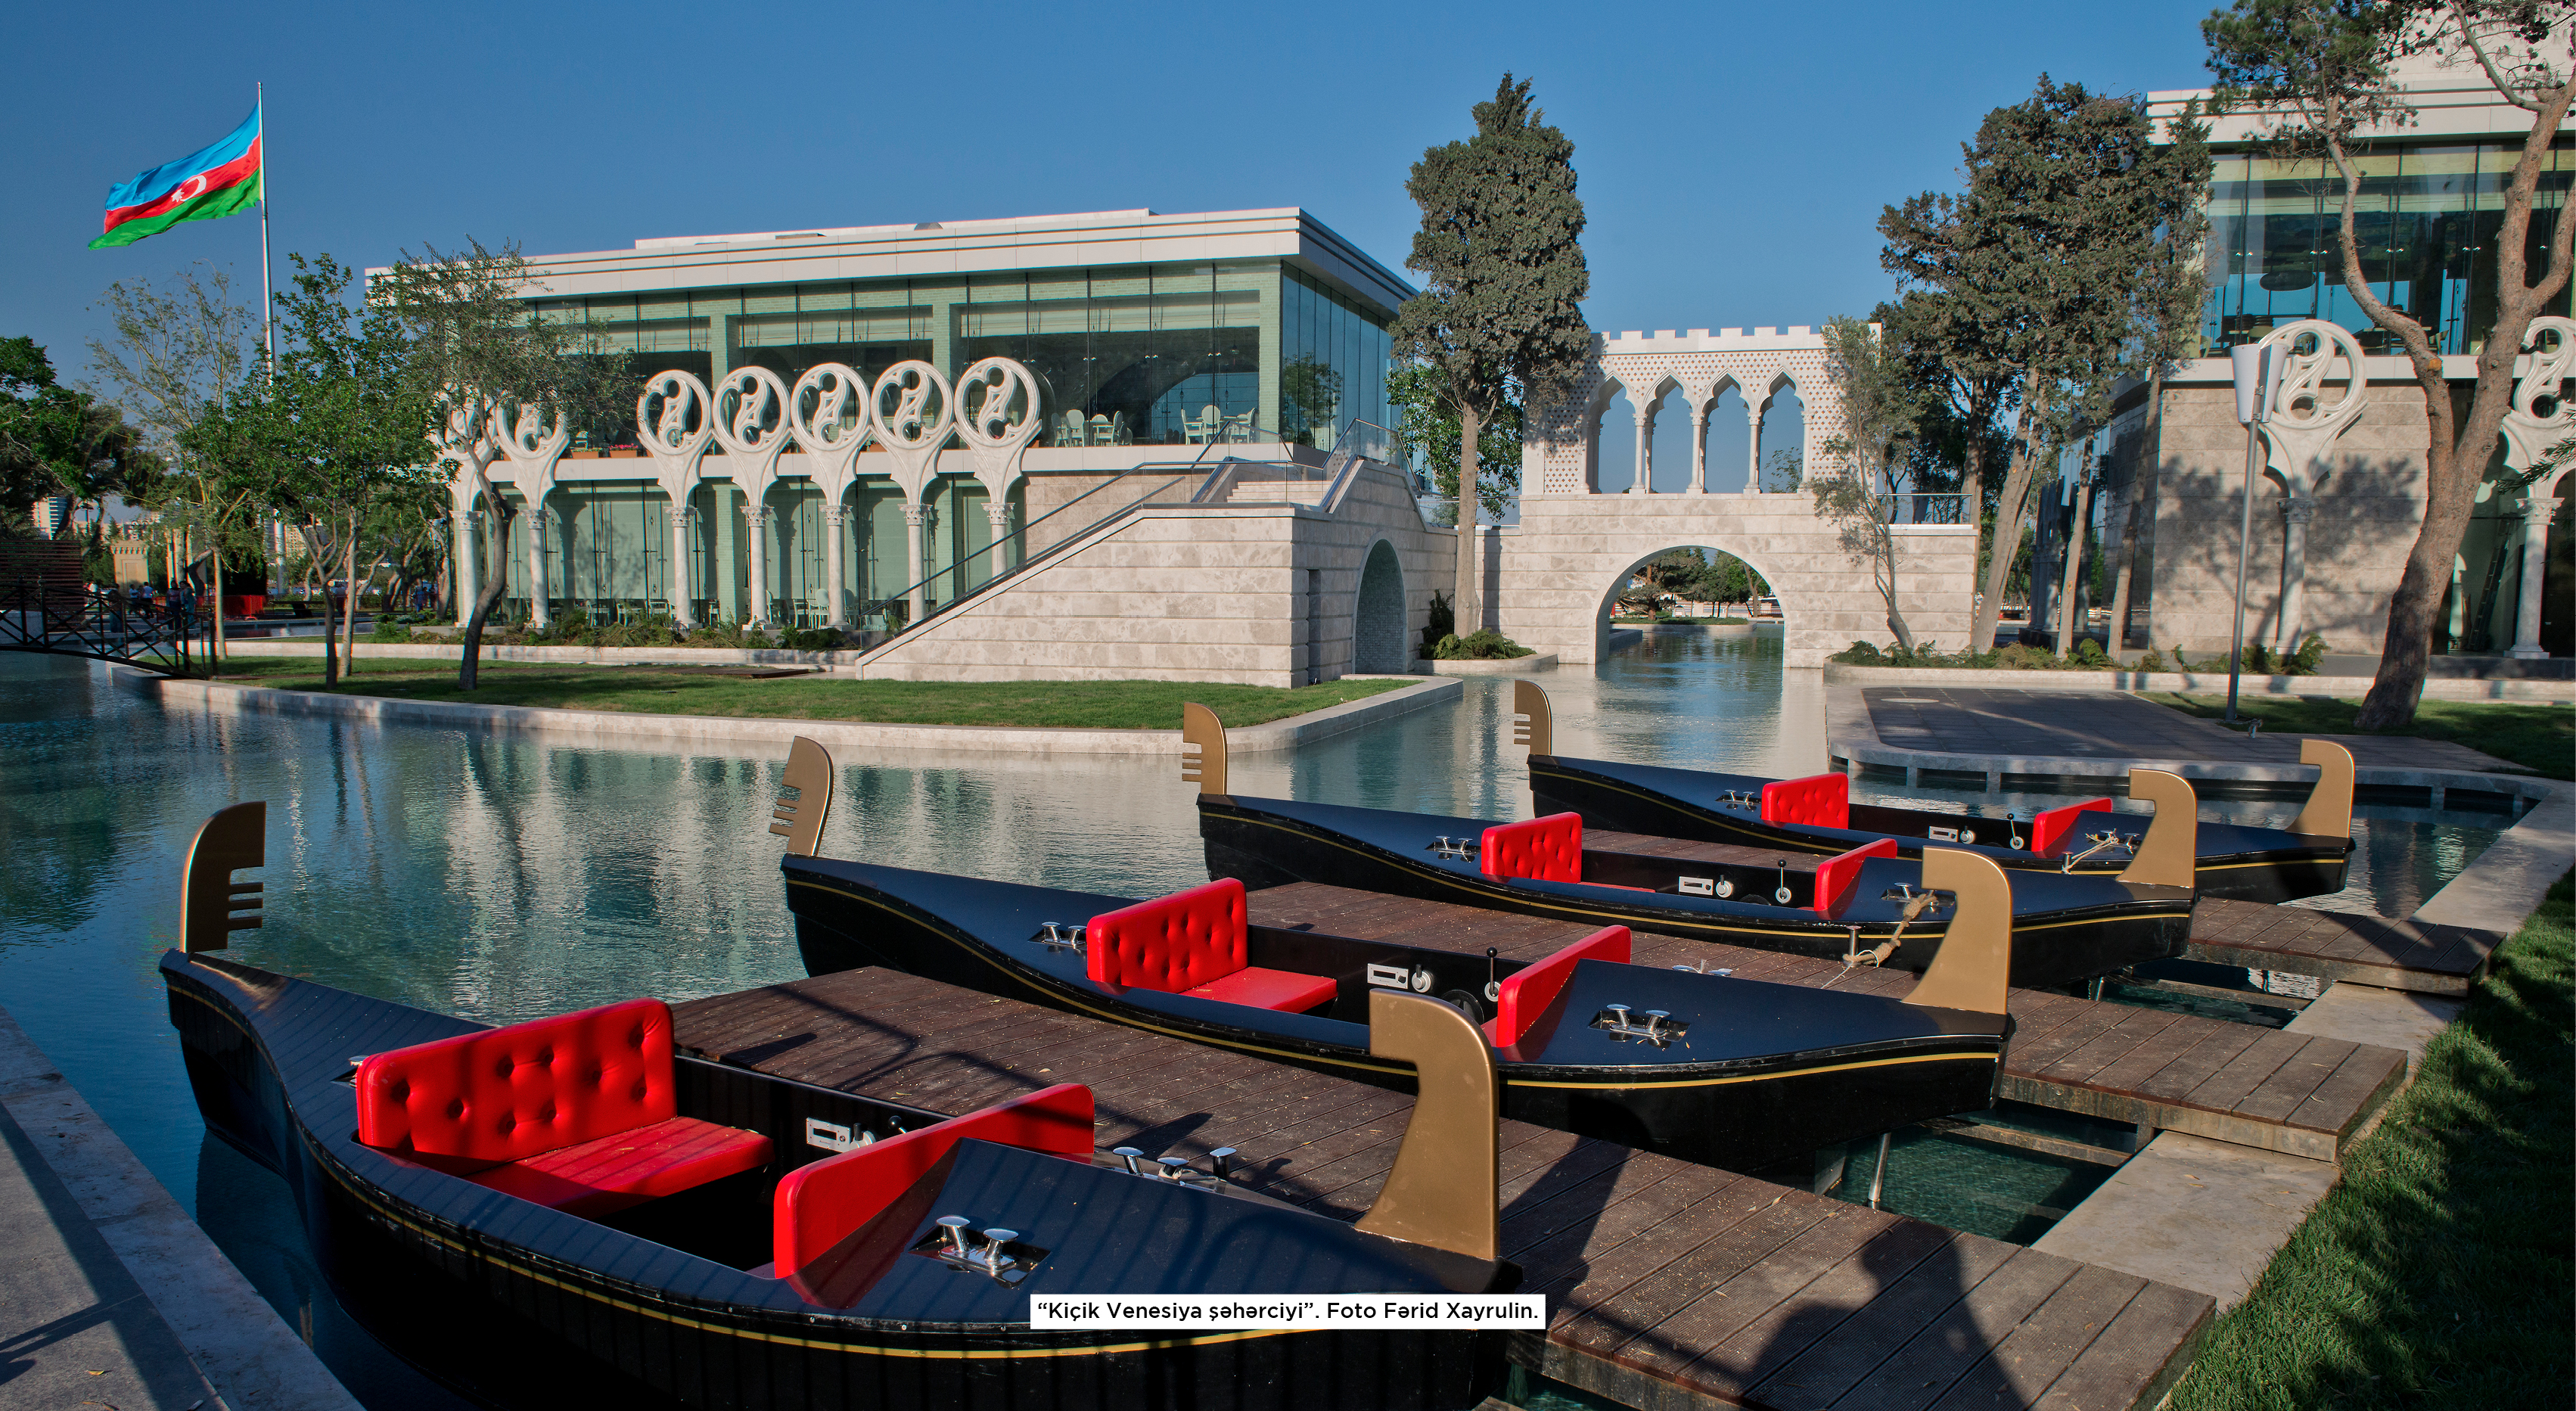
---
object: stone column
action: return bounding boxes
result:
[746,505,772,627]
[524,504,550,629]
[1689,409,1708,493]
[667,500,696,627]
[2512,495,2561,659]
[823,503,849,629]
[454,511,478,615]
[903,501,928,626]
[1628,405,1652,494]
[2274,496,2315,654]
[985,501,1013,582]
[1748,403,1766,493]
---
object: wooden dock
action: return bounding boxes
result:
[1252,880,2407,1163]
[674,968,2214,1411]
[2184,898,2503,996]
[1586,825,2503,998]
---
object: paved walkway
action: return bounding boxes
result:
[1860,687,2531,774]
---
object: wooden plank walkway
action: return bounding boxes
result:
[673,968,2213,1411]
[1586,827,2505,997]
[1251,881,2407,1163]
[2185,898,2502,995]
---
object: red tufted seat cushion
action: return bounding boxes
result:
[1480,813,1584,884]
[1812,838,1898,915]
[1484,925,1630,1048]
[1761,773,1850,830]
[773,1083,1095,1282]
[1084,880,1336,1013]
[2030,797,2115,854]
[356,997,769,1214]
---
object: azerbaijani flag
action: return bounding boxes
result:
[89,107,262,249]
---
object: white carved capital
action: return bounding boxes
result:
[2500,315,2576,475]
[711,366,793,511]
[955,357,1043,499]
[871,361,956,503]
[498,400,574,511]
[2257,319,2368,492]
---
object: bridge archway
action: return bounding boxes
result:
[1590,543,1788,654]
[1353,539,1408,673]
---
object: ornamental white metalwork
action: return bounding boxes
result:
[791,363,876,629]
[636,370,716,626]
[2499,315,2576,658]
[2255,320,2369,654]
[498,402,573,630]
[869,361,957,621]
[956,356,1043,580]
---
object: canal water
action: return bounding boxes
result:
[0,630,2509,1407]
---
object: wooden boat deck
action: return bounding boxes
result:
[673,968,2213,1411]
[1586,827,2500,998]
[1252,880,2406,1163]
[2184,899,2502,996]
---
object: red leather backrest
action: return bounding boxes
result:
[772,1083,1095,1279]
[355,998,674,1164]
[2030,797,2116,854]
[1480,813,1584,884]
[1812,838,1900,915]
[1085,878,1248,993]
[1492,925,1630,1047]
[1761,773,1850,830]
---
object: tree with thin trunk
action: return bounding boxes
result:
[2206,0,2574,726]
[1387,360,1523,526]
[85,263,257,664]
[1878,291,2017,592]
[187,255,436,686]
[1816,316,1926,651]
[1883,78,2212,657]
[378,238,626,689]
[1387,75,1591,636]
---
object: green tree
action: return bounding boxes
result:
[2205,0,2574,726]
[187,254,436,685]
[377,238,627,688]
[1387,73,1592,634]
[86,263,259,657]
[1387,360,1522,525]
[1815,316,1926,651]
[0,337,161,559]
[1882,76,2211,655]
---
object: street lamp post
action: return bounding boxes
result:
[2226,342,2282,723]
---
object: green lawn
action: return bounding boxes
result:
[2170,872,2573,1411]
[200,659,1411,729]
[2143,692,2575,781]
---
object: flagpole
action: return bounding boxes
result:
[257,81,274,376]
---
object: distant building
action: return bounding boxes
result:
[2118,40,2574,660]
[33,496,72,539]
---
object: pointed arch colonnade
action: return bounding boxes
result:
[446,357,1042,630]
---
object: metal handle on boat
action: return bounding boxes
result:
[1590,1004,1688,1047]
[1429,835,1478,860]
[1111,1147,1145,1174]
[1157,1156,1192,1179]
[936,1215,972,1256]
[981,1230,1019,1275]
[1207,1146,1237,1179]
[1036,922,1086,953]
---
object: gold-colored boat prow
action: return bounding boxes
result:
[2290,738,2355,841]
[1181,702,1228,797]
[181,801,266,953]
[769,736,835,856]
[1906,847,2012,1015]
[1354,990,1499,1261]
[1512,679,1553,756]
[2118,768,2199,890]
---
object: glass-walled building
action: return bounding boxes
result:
[2201,140,2574,355]
[462,208,1412,629]
[524,207,1404,453]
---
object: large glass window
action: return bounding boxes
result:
[1279,266,1394,449]
[959,264,1265,447]
[2203,139,2573,354]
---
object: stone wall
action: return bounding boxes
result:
[851,462,1452,686]
[1491,493,1978,667]
[2144,381,2433,655]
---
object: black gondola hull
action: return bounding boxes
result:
[160,952,1504,1411]
[1531,754,2352,904]
[785,856,2008,1174]
[1197,794,2194,990]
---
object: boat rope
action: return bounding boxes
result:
[1823,890,1940,989]
[2059,831,2140,873]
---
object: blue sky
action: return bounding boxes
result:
[2,0,2215,396]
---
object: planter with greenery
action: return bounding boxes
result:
[1432,629,1534,660]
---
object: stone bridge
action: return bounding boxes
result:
[1493,327,1978,667]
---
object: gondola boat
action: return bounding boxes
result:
[771,741,2015,1174]
[1174,707,2200,990]
[1507,682,2357,904]
[162,803,1517,1411]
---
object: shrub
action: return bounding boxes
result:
[1419,590,1454,657]
[778,626,845,651]
[2072,636,2108,667]
[1433,630,1533,660]
[366,620,412,644]
[2136,648,2166,673]
[2170,644,2191,671]
[2241,641,2276,675]
[1835,641,1887,665]
[596,615,680,648]
[2286,632,2328,676]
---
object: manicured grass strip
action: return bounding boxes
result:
[2171,871,2573,1411]
[196,659,1410,730]
[2143,692,2574,781]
